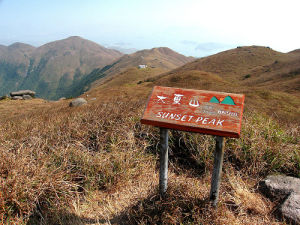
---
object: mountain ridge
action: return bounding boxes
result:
[0,36,123,99]
[0,37,195,100]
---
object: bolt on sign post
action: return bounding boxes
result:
[141,86,245,206]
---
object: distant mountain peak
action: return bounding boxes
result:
[66,36,83,40]
[151,47,172,51]
[8,42,35,50]
[134,47,186,58]
[150,47,180,56]
[43,36,97,46]
[63,36,94,43]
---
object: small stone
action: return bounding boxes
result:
[69,98,87,107]
[59,97,66,101]
[280,192,300,224]
[12,96,23,100]
[259,175,300,198]
[259,175,300,224]
[22,95,32,100]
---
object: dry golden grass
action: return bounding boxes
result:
[0,92,299,224]
[0,98,54,120]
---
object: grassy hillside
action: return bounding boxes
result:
[156,46,300,96]
[240,51,300,95]
[0,45,299,224]
[68,47,195,96]
[178,46,285,81]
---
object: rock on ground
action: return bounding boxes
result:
[22,95,32,100]
[259,175,300,198]
[280,192,300,224]
[259,175,300,224]
[69,98,87,107]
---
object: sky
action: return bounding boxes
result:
[0,0,299,57]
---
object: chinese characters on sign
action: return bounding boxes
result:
[173,94,183,104]
[141,86,245,137]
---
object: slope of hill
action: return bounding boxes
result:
[67,47,195,96]
[0,43,36,94]
[0,36,123,99]
[240,51,300,94]
[173,46,286,81]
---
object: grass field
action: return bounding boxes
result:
[0,95,298,224]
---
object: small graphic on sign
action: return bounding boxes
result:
[209,96,220,103]
[221,96,236,105]
[209,96,236,105]
[189,99,199,107]
[173,94,184,104]
[157,95,167,103]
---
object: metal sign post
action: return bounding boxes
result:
[159,128,169,196]
[210,136,225,207]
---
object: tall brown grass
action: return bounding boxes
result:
[0,97,299,224]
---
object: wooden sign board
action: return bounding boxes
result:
[141,86,245,137]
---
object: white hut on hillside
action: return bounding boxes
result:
[138,65,147,69]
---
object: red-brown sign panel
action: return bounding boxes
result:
[141,86,245,137]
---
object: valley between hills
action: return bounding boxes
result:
[0,37,299,224]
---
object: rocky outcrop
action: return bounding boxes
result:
[259,175,300,224]
[10,90,35,100]
[10,90,36,97]
[69,98,87,107]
